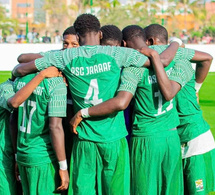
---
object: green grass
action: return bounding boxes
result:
[199,72,215,135]
[0,71,11,83]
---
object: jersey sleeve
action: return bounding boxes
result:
[35,50,66,71]
[174,47,195,61]
[47,78,67,117]
[118,67,145,95]
[113,47,148,68]
[39,50,60,56]
[0,80,15,112]
[169,59,194,88]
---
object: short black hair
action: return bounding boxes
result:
[122,25,146,42]
[63,26,76,37]
[100,25,122,45]
[74,13,100,36]
[144,24,168,44]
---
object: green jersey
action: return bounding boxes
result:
[118,59,194,136]
[0,80,15,170]
[14,74,67,166]
[176,76,210,143]
[149,45,195,61]
[35,45,148,142]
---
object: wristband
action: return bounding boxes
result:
[59,159,67,170]
[81,108,90,118]
[195,82,202,93]
[170,38,183,46]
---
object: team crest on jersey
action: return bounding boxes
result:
[195,179,204,192]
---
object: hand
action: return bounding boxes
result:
[57,169,69,191]
[69,111,83,134]
[40,66,61,78]
[15,162,21,182]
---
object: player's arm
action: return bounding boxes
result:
[8,67,60,108]
[149,50,181,101]
[70,91,133,134]
[49,117,69,191]
[191,50,213,84]
[12,60,38,77]
[48,79,68,191]
[13,50,65,77]
[17,53,43,63]
[70,67,142,134]
[140,40,181,67]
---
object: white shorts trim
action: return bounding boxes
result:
[181,130,215,159]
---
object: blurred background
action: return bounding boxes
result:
[0,0,215,44]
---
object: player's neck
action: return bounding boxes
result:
[131,37,147,50]
[79,32,100,46]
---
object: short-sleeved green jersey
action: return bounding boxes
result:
[14,74,67,166]
[0,80,15,170]
[176,76,210,143]
[118,59,194,136]
[35,45,148,142]
[149,45,195,61]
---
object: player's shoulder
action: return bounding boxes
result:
[46,77,66,91]
[0,79,14,96]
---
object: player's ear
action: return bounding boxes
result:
[76,33,80,43]
[76,34,79,42]
[147,38,154,46]
[122,40,126,47]
[99,31,103,40]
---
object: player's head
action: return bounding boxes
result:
[74,13,101,45]
[100,25,122,46]
[122,25,147,50]
[144,24,168,45]
[62,26,79,49]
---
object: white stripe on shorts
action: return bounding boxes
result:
[181,130,215,159]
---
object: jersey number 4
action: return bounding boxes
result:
[84,79,103,105]
[20,100,36,134]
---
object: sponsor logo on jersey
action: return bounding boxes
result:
[195,179,204,192]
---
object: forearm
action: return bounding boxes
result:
[8,71,46,108]
[150,51,177,101]
[17,53,43,63]
[195,61,211,83]
[88,91,133,117]
[12,61,38,77]
[159,42,179,67]
[191,51,213,83]
[49,118,66,161]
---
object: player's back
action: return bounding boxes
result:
[14,73,66,166]
[63,45,129,142]
[131,63,180,137]
[0,80,15,170]
[176,76,210,143]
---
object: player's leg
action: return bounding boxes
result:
[0,168,17,195]
[130,130,183,195]
[68,136,97,195]
[162,130,184,195]
[183,149,215,195]
[130,135,163,195]
[18,162,61,195]
[97,137,130,195]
